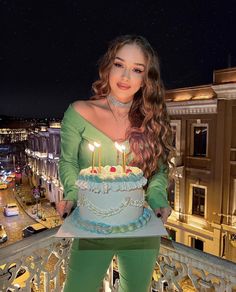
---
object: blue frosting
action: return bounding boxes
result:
[76,166,147,192]
[71,207,152,234]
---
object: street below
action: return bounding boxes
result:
[0,174,62,248]
[0,184,35,247]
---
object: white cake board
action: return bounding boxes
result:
[55,209,167,239]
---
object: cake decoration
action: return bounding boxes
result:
[71,207,152,234]
[75,165,151,234]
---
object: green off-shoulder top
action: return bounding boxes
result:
[59,104,169,211]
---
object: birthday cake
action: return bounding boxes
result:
[72,165,152,234]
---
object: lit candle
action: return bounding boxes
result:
[114,141,120,165]
[115,142,120,165]
[94,142,101,173]
[115,142,126,172]
[121,144,126,173]
[88,143,95,172]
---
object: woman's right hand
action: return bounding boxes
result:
[154,206,172,224]
[56,200,74,219]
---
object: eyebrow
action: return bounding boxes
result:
[115,56,146,68]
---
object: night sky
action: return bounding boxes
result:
[1,1,236,119]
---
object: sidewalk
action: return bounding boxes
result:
[15,175,63,229]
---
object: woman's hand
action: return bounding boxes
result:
[154,206,172,224]
[56,200,74,219]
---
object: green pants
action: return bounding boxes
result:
[63,237,160,292]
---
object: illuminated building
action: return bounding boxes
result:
[165,67,236,262]
[26,122,63,204]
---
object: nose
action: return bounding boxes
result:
[122,68,130,80]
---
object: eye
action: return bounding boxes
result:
[133,68,144,74]
[114,62,123,68]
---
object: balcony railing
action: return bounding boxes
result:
[0,227,236,292]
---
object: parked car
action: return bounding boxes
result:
[0,224,8,243]
[22,223,48,238]
[0,263,30,291]
[4,203,19,216]
[0,182,8,190]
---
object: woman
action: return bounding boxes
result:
[57,35,173,292]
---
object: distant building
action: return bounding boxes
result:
[165,67,236,263]
[0,128,28,170]
[26,122,63,204]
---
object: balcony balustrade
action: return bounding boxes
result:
[0,228,236,292]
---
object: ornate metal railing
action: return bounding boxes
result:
[156,238,236,292]
[0,228,71,292]
[0,228,236,292]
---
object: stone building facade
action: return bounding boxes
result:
[165,67,236,262]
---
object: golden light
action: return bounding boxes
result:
[114,141,123,152]
[115,142,126,172]
[192,94,213,100]
[88,143,95,171]
[94,142,101,173]
[93,142,100,148]
[88,143,95,152]
[173,93,192,102]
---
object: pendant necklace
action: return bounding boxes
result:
[106,95,132,142]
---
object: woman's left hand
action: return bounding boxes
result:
[154,206,172,224]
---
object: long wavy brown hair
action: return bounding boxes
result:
[92,35,173,179]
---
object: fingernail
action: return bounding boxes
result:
[157,213,161,218]
[62,213,68,219]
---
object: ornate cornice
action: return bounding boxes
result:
[212,83,236,100]
[166,99,217,115]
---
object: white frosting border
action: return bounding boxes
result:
[76,165,147,192]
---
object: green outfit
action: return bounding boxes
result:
[59,104,169,292]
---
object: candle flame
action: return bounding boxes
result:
[88,143,95,151]
[115,141,123,153]
[94,142,101,148]
[115,142,126,172]
[121,145,126,152]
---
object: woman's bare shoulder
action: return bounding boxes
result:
[72,98,107,118]
[72,100,90,114]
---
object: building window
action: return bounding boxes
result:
[191,123,208,157]
[194,126,207,156]
[167,180,175,209]
[166,228,176,241]
[192,186,205,217]
[191,237,204,251]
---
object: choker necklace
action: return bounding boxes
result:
[106,95,130,141]
[107,95,133,108]
[107,96,130,122]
